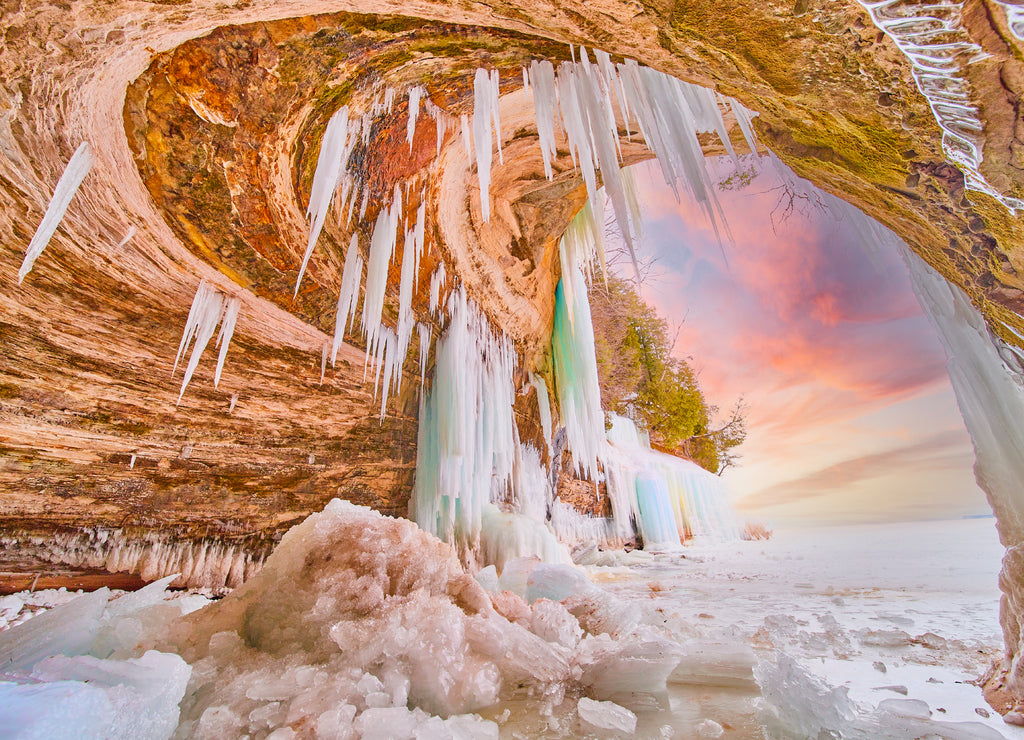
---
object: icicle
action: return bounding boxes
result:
[19,141,94,283]
[129,454,136,470]
[331,234,363,366]
[727,96,761,159]
[417,322,431,386]
[407,86,425,152]
[115,226,136,250]
[214,296,240,388]
[411,289,519,545]
[551,254,606,480]
[522,66,530,90]
[320,342,329,385]
[383,87,396,113]
[175,281,226,405]
[229,393,238,413]
[460,113,473,160]
[394,230,418,395]
[472,69,494,222]
[528,372,553,453]
[529,60,558,180]
[297,106,350,296]
[429,263,447,316]
[490,69,503,166]
[362,185,402,362]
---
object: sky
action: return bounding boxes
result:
[619,157,991,527]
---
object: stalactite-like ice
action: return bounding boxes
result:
[472,69,497,222]
[528,372,553,453]
[174,281,225,405]
[412,289,517,546]
[213,296,240,389]
[18,141,94,283]
[331,234,363,366]
[407,86,425,151]
[297,106,352,295]
[362,185,402,363]
[429,263,447,316]
[551,258,607,481]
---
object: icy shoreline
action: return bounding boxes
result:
[1,512,1017,738]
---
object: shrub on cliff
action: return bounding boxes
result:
[589,275,745,474]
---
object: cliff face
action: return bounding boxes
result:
[4,0,1024,698]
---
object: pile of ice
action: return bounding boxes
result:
[162,499,688,738]
[0,577,203,739]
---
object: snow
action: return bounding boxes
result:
[18,141,94,283]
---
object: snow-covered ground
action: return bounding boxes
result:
[577,517,1018,738]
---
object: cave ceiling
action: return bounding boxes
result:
[1,0,1023,535]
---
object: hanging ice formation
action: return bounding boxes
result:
[517,52,759,276]
[173,280,241,404]
[18,141,94,283]
[410,288,518,546]
[296,106,358,295]
[549,256,738,546]
[856,0,1024,211]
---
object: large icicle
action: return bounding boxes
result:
[331,234,364,366]
[297,107,351,296]
[362,185,402,363]
[18,141,94,283]
[551,245,607,480]
[407,86,425,152]
[472,69,495,223]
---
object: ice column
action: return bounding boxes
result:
[551,244,607,480]
[411,289,518,545]
[19,141,94,283]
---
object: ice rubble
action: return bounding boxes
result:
[164,500,688,738]
[18,141,94,283]
[0,576,195,739]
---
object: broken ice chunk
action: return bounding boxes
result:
[577,696,637,735]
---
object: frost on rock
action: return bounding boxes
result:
[0,578,194,740]
[163,501,688,738]
[18,141,94,283]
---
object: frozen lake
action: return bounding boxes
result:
[574,516,1018,738]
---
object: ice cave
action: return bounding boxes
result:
[3,0,1024,737]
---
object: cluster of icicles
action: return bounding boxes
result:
[20,47,759,552]
[0,528,267,591]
